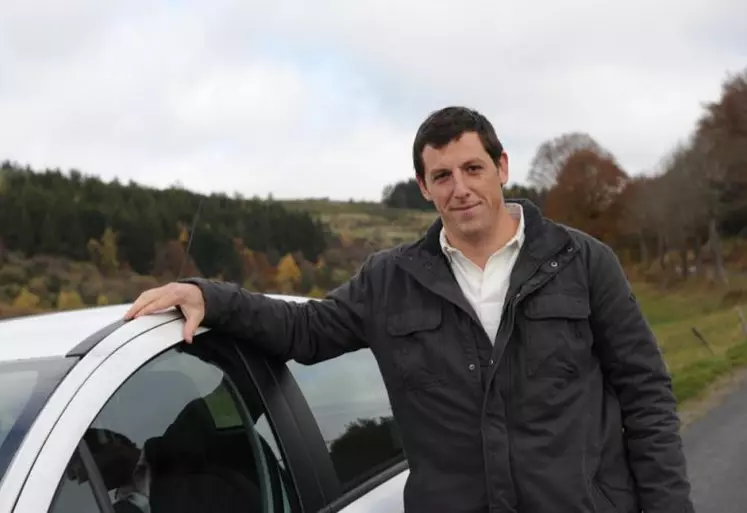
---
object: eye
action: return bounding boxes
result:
[467,164,482,173]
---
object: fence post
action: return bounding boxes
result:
[691,327,715,356]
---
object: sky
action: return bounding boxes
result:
[1,0,745,202]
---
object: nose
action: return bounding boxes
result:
[452,169,470,198]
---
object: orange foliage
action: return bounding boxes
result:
[152,239,201,279]
[544,149,629,245]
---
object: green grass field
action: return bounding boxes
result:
[634,277,747,408]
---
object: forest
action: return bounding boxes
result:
[0,68,745,319]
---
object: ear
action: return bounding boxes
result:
[417,175,433,202]
[497,152,509,186]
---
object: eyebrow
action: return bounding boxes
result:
[428,158,487,176]
[461,158,485,167]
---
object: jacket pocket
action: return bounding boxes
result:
[386,307,446,390]
[522,292,591,377]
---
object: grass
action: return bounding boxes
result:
[634,276,747,408]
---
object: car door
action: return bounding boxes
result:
[12,320,323,513]
[256,346,409,513]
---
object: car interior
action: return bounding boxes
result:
[56,365,292,513]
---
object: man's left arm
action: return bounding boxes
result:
[588,242,694,513]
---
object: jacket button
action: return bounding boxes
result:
[468,363,476,371]
[550,261,558,268]
[489,359,494,365]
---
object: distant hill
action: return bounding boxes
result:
[0,161,331,281]
[280,197,438,248]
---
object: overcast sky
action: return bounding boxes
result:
[1,0,744,201]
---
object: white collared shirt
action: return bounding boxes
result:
[440,203,525,344]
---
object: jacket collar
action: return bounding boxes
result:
[411,198,571,264]
[393,198,576,331]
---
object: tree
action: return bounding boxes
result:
[692,68,747,282]
[527,133,613,190]
[87,227,120,276]
[274,253,301,293]
[151,239,201,279]
[382,179,434,210]
[57,290,85,310]
[12,287,40,309]
[657,141,715,280]
[503,183,546,209]
[250,252,275,292]
[543,149,628,245]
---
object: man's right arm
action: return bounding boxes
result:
[179,255,374,364]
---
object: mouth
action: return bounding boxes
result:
[451,203,480,213]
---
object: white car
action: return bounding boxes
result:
[0,296,408,513]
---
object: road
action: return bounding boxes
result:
[683,375,747,513]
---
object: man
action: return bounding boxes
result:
[125,106,694,513]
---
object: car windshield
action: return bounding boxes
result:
[0,357,74,486]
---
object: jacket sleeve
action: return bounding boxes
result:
[588,242,694,513]
[178,255,374,364]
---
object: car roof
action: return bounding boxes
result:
[0,293,311,363]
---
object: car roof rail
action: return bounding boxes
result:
[66,319,127,358]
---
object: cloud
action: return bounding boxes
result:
[0,0,744,200]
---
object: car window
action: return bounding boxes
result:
[286,349,405,492]
[46,447,101,513]
[48,333,297,513]
[0,370,36,450]
[0,358,74,484]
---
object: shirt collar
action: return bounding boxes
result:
[439,202,525,259]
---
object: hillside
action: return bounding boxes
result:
[280,198,437,248]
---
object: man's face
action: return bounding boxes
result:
[418,131,509,241]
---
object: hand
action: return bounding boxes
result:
[123,283,205,343]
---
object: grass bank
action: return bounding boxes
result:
[634,277,747,409]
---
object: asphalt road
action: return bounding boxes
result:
[683,375,747,513]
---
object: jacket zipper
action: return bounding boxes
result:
[486,245,579,509]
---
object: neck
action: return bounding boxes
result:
[443,207,519,269]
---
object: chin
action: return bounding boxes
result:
[450,218,488,240]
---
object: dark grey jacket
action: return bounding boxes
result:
[183,199,694,513]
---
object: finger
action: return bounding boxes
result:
[183,313,201,343]
[133,290,179,318]
[123,289,159,319]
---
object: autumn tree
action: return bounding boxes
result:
[691,68,747,282]
[527,133,613,191]
[275,253,301,294]
[253,252,275,292]
[13,287,40,309]
[57,290,85,310]
[544,149,629,245]
[618,176,655,267]
[151,239,201,279]
[86,227,120,276]
[654,141,716,279]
